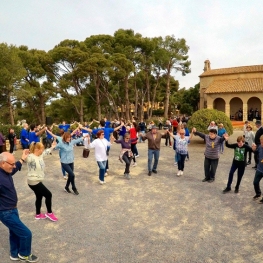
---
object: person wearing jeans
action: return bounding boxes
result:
[141,125,166,176]
[86,130,114,184]
[55,130,86,195]
[0,151,39,262]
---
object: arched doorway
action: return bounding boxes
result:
[213,98,225,113]
[230,97,243,120]
[247,97,262,121]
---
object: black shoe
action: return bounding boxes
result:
[152,170,157,174]
[202,178,209,182]
[259,198,263,203]
[234,188,239,193]
[208,178,215,183]
[223,188,231,193]
[64,187,71,194]
[72,189,79,195]
[253,194,261,199]
[252,166,257,169]
[148,171,152,176]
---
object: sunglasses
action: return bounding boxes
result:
[180,133,185,135]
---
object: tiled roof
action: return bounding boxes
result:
[204,78,263,94]
[200,65,263,77]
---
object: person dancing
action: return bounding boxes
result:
[26,142,58,221]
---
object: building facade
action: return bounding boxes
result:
[199,60,263,121]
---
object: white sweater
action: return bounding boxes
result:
[88,138,111,162]
[26,148,52,185]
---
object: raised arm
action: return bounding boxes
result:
[35,126,46,136]
[45,127,58,139]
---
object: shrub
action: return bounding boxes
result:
[187,109,233,135]
[0,125,23,139]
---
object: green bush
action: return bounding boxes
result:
[187,109,233,135]
[0,125,23,139]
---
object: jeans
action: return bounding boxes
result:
[139,131,145,143]
[21,143,29,150]
[253,170,263,195]
[131,143,138,159]
[122,153,132,174]
[177,153,187,171]
[148,149,160,172]
[62,163,77,190]
[28,182,52,214]
[220,142,224,152]
[97,161,107,181]
[0,208,32,257]
[226,163,246,189]
[204,157,219,179]
[165,133,171,146]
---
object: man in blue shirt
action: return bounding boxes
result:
[57,121,71,132]
[20,123,29,149]
[28,124,46,144]
[0,151,39,262]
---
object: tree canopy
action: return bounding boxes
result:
[0,29,194,124]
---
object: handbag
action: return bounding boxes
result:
[83,148,90,158]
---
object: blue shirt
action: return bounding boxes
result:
[58,124,70,132]
[218,128,226,137]
[29,131,40,144]
[20,128,29,144]
[105,121,111,128]
[55,138,83,164]
[0,162,22,211]
[92,127,114,142]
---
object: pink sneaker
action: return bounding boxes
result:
[35,213,46,220]
[45,213,58,222]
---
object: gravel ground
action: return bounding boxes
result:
[1,130,262,263]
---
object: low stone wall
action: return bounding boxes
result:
[4,139,22,151]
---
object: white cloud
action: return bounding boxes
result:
[1,0,263,88]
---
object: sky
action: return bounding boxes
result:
[1,0,263,89]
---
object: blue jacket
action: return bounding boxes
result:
[55,138,83,164]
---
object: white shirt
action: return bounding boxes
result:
[88,138,111,161]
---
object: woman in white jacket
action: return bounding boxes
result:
[85,130,114,184]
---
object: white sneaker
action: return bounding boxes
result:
[99,180,105,185]
[180,171,184,176]
[63,176,67,180]
[132,162,137,167]
[135,155,139,158]
[104,172,108,177]
[177,171,181,176]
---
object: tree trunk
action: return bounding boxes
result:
[39,95,45,124]
[149,75,159,119]
[7,90,14,125]
[124,76,130,121]
[164,68,171,119]
[145,72,150,118]
[94,74,101,120]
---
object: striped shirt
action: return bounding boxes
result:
[195,131,225,159]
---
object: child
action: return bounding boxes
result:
[218,123,226,153]
[223,135,254,194]
[244,124,255,165]
[192,127,226,182]
[26,142,58,221]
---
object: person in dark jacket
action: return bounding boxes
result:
[8,128,16,154]
[0,131,5,154]
[253,120,263,169]
[222,135,254,194]
[0,151,39,262]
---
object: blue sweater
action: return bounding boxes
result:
[20,128,29,144]
[0,162,22,211]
